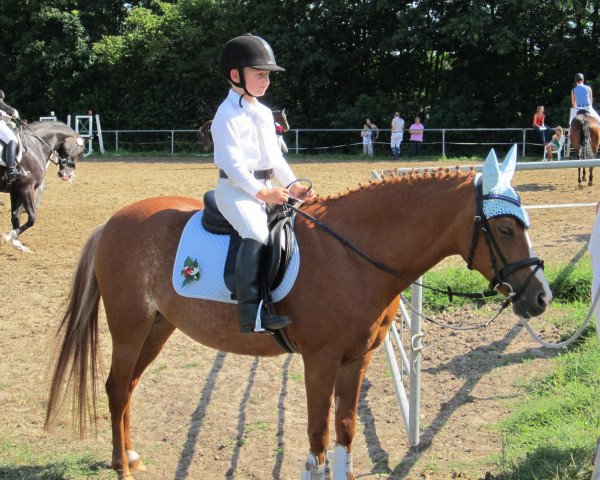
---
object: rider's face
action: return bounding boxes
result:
[242,67,270,97]
[230,67,270,98]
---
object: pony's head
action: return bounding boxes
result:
[56,135,86,181]
[471,145,552,318]
[273,109,289,131]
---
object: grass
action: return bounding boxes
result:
[0,437,110,479]
[416,260,600,479]
[494,332,600,479]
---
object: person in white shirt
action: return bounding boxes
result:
[212,33,314,334]
[390,112,404,160]
[0,90,21,185]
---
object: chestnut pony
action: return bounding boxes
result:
[569,111,600,186]
[45,147,551,479]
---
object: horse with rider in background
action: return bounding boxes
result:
[569,110,600,187]
[0,120,86,252]
[197,109,290,153]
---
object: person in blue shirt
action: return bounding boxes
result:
[570,73,600,124]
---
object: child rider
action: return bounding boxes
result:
[212,33,314,334]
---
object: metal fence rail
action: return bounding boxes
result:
[101,127,571,157]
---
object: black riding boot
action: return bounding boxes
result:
[236,238,292,334]
[4,141,20,185]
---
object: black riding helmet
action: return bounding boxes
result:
[220,34,284,102]
[575,73,584,82]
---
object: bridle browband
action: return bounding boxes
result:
[287,178,543,308]
[466,181,544,302]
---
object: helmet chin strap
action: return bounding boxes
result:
[231,68,255,106]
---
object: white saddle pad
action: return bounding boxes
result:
[172,211,300,304]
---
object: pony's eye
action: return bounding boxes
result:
[498,225,514,236]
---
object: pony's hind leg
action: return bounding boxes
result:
[123,314,176,473]
[105,309,164,479]
[589,167,594,186]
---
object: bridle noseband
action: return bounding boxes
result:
[466,181,544,303]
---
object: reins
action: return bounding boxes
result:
[286,177,543,330]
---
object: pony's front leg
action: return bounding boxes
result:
[589,167,594,186]
[301,356,338,480]
[330,352,373,480]
[0,190,32,253]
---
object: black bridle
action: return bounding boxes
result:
[19,120,82,170]
[466,181,544,304]
[286,178,544,307]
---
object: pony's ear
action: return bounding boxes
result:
[499,144,517,182]
[482,148,500,194]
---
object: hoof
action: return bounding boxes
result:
[129,459,147,472]
[1,230,32,253]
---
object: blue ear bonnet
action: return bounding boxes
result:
[474,174,530,228]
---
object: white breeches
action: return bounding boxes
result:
[390,132,403,148]
[0,121,17,144]
[569,106,600,125]
[214,178,270,244]
[589,209,600,341]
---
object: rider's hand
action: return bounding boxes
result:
[11,110,19,119]
[256,187,290,205]
[290,183,315,199]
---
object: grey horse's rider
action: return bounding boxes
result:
[0,90,22,185]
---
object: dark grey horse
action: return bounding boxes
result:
[0,121,86,252]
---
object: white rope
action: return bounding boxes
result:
[518,281,600,349]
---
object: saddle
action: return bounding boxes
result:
[201,190,296,299]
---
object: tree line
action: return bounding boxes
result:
[0,0,597,132]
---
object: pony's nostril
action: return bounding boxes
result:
[536,292,549,312]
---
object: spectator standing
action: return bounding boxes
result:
[390,112,404,160]
[366,118,379,154]
[532,106,549,145]
[408,116,424,157]
[361,124,373,157]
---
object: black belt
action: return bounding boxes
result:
[577,105,590,108]
[219,169,274,180]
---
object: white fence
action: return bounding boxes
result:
[101,127,566,157]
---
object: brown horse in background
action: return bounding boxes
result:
[569,111,600,186]
[197,109,289,151]
[44,162,551,478]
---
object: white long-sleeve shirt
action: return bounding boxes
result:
[212,89,296,197]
